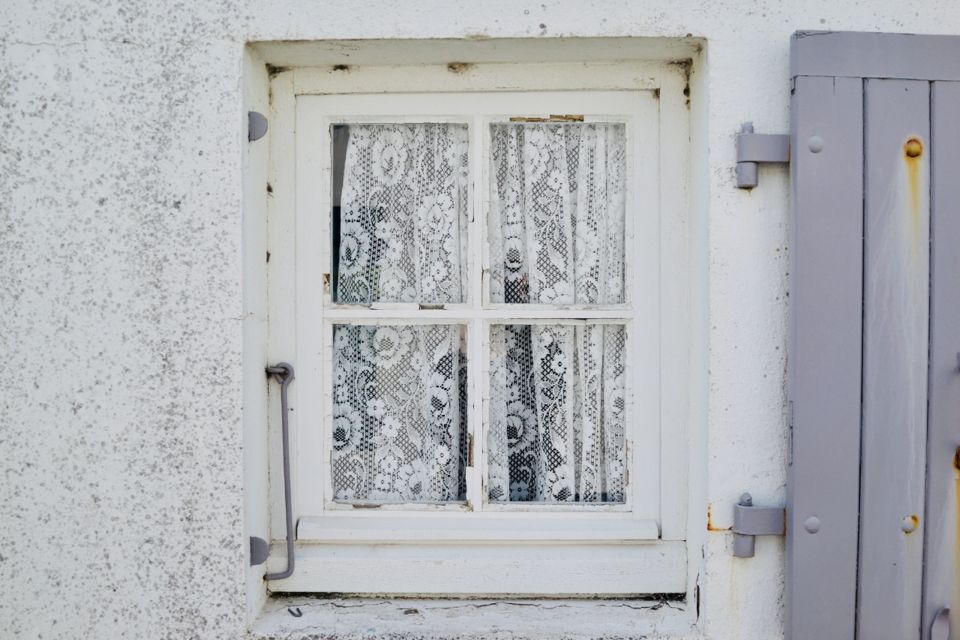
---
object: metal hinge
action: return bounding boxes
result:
[736,122,790,189]
[248,111,268,142]
[732,493,786,557]
[249,536,269,566]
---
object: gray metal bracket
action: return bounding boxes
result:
[248,111,268,142]
[736,123,790,189]
[733,493,786,557]
[250,536,269,566]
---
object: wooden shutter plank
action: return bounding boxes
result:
[857,78,930,640]
[787,75,863,640]
[923,80,960,639]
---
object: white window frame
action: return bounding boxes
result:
[265,61,691,596]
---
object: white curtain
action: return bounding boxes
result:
[336,123,469,304]
[330,122,626,504]
[487,123,627,503]
[331,124,469,503]
[331,324,467,502]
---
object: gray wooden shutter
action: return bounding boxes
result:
[789,31,959,640]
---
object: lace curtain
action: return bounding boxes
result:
[487,123,627,503]
[330,122,627,504]
[331,123,469,502]
[336,123,469,304]
[331,324,467,502]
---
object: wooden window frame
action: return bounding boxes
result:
[265,61,691,595]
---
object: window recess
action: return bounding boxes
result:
[265,62,691,595]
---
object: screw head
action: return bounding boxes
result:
[901,515,919,533]
[904,138,923,158]
[808,136,824,153]
[804,516,821,533]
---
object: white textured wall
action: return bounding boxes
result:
[3,2,959,639]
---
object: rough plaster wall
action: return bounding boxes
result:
[3,1,960,639]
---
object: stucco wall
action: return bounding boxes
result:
[3,2,959,639]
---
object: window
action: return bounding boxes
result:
[266,62,691,595]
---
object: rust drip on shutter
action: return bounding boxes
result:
[904,136,924,250]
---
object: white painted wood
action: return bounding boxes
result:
[293,63,666,95]
[267,61,692,594]
[267,70,299,535]
[250,38,701,69]
[658,67,691,540]
[242,48,272,619]
[298,515,660,542]
[267,542,687,595]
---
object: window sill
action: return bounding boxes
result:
[265,541,686,595]
[250,596,698,640]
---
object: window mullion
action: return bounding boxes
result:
[465,114,486,512]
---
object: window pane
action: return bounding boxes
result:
[488,323,626,503]
[332,123,469,304]
[489,123,626,304]
[331,324,468,503]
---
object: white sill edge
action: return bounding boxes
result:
[249,597,699,640]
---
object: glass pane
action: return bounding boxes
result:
[332,123,469,304]
[331,324,468,503]
[488,323,626,503]
[489,123,626,304]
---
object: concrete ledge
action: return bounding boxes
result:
[249,597,698,640]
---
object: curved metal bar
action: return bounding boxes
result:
[264,362,295,581]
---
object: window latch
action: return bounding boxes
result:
[252,363,296,581]
[732,492,785,558]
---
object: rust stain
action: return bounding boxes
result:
[904,137,924,248]
[706,503,730,532]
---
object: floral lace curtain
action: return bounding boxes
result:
[487,123,627,503]
[336,123,469,304]
[331,123,469,503]
[329,122,627,504]
[331,324,467,502]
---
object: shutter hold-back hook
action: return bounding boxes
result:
[264,363,295,581]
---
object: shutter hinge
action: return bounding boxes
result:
[736,122,790,189]
[249,111,268,142]
[249,536,269,566]
[732,492,786,557]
